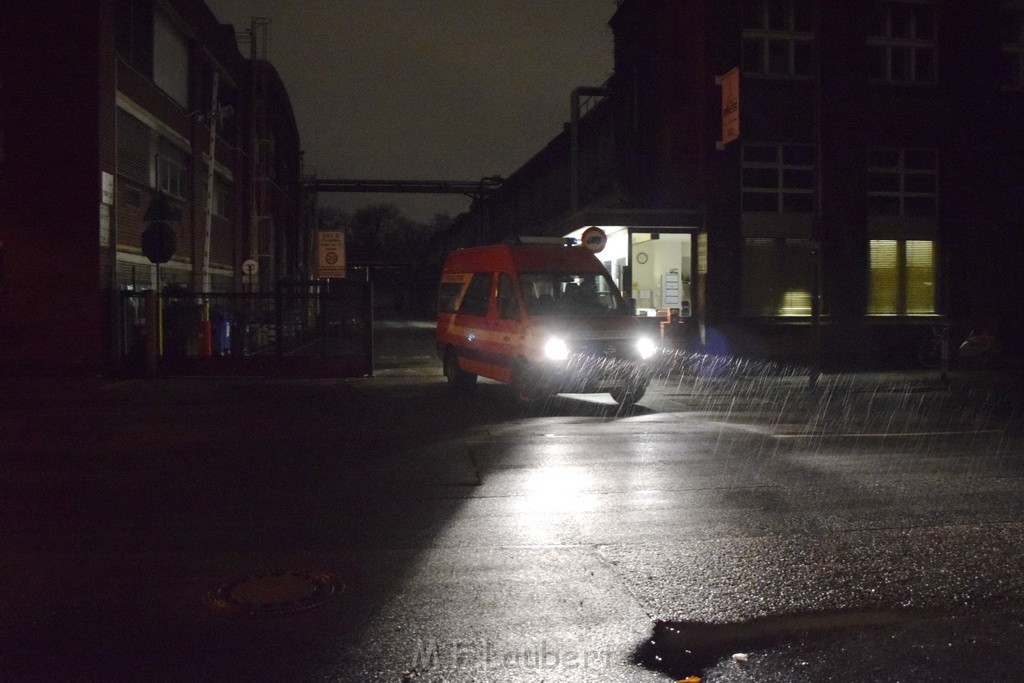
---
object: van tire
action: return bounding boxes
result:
[610,383,647,408]
[511,360,549,412]
[444,348,477,388]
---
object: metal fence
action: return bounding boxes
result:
[120,280,373,377]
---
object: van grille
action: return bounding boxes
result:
[574,338,637,360]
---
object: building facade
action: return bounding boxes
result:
[0,1,306,374]
[459,0,1024,367]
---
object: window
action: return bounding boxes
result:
[156,138,188,200]
[1001,4,1024,89]
[741,238,817,316]
[153,8,189,107]
[115,0,153,76]
[867,1,937,84]
[742,143,815,213]
[438,280,465,314]
[213,177,231,219]
[116,109,150,185]
[867,148,937,216]
[868,239,936,314]
[742,0,814,77]
[458,273,492,317]
[497,273,520,320]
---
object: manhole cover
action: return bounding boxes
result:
[207,570,343,616]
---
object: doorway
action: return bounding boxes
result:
[628,231,694,318]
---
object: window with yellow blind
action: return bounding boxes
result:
[868,239,936,315]
[742,238,816,316]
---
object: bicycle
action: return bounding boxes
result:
[917,324,1003,371]
[958,328,1002,369]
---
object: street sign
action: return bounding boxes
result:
[318,231,346,279]
[716,67,740,148]
[141,221,177,264]
[580,226,607,253]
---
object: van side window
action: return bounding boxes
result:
[458,272,492,317]
[497,273,520,320]
[438,280,465,313]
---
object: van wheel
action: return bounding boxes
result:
[610,383,647,408]
[444,349,477,388]
[512,361,549,413]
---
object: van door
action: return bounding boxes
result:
[489,272,521,383]
[453,271,499,380]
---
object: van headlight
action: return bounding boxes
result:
[543,336,571,361]
[636,336,657,360]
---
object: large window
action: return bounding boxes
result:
[153,8,189,107]
[868,239,936,314]
[497,273,520,320]
[867,148,937,216]
[458,273,492,317]
[213,176,231,219]
[741,238,816,316]
[520,272,625,316]
[867,1,937,84]
[742,0,814,77]
[115,0,154,76]
[742,143,815,213]
[1001,4,1024,89]
[156,138,189,200]
[116,109,151,185]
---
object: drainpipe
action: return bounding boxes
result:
[570,87,610,215]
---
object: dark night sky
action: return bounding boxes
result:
[204,1,617,222]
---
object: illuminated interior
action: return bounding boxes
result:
[564,226,694,318]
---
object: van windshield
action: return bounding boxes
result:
[520,272,626,316]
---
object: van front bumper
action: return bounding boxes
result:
[525,354,657,394]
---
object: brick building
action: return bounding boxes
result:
[459,0,1024,367]
[0,1,306,374]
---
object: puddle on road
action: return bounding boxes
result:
[633,609,938,680]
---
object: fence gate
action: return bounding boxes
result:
[119,280,373,377]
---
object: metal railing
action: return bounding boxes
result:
[119,280,373,377]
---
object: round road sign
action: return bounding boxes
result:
[580,226,607,253]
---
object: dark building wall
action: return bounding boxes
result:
[0,2,305,374]
[470,0,1024,363]
[0,3,106,372]
[611,0,710,210]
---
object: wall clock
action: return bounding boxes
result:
[636,252,648,264]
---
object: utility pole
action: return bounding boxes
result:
[809,7,824,390]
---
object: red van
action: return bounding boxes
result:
[435,235,658,408]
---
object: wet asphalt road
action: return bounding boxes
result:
[1,320,1023,681]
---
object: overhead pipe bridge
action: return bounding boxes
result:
[303,176,503,200]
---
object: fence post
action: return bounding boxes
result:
[275,279,284,358]
[365,282,374,376]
